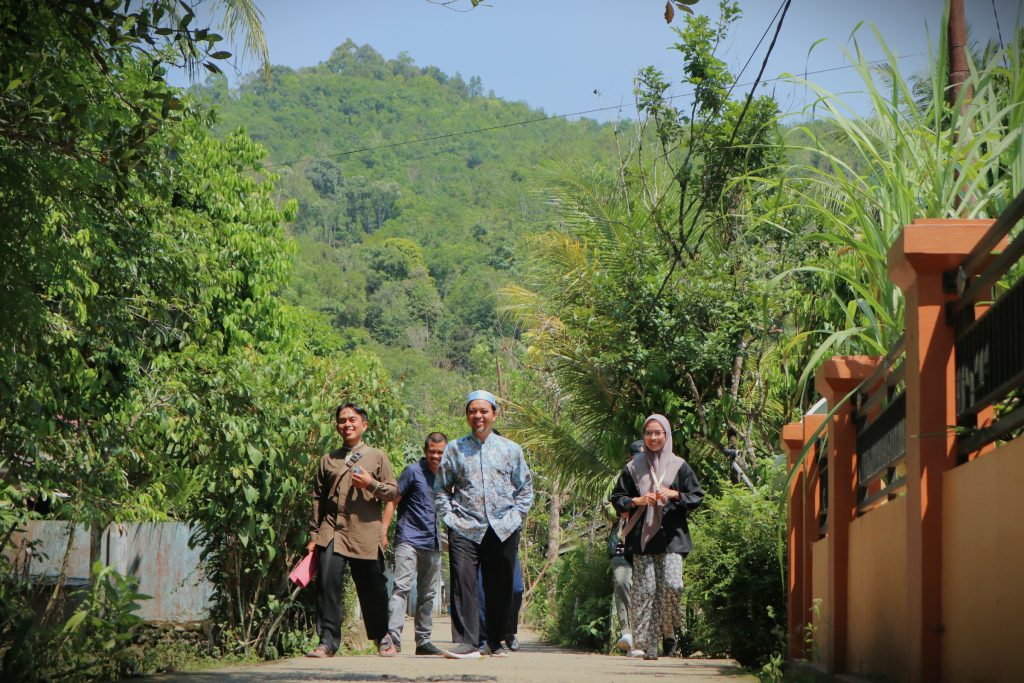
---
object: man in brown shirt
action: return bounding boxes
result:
[306,402,398,658]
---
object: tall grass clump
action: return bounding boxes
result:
[774,21,1024,395]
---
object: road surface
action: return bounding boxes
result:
[139,616,756,683]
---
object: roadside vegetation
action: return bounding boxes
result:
[1,0,1021,680]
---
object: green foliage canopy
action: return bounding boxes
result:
[0,2,409,676]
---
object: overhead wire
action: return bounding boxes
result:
[990,0,1007,67]
[726,0,793,151]
[725,0,787,101]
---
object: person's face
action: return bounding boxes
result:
[466,400,497,437]
[336,407,368,445]
[643,420,667,452]
[424,440,445,473]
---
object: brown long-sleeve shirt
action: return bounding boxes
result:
[309,442,398,560]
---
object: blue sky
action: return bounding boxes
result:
[170,0,1021,121]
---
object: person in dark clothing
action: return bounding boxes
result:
[477,553,524,651]
[609,414,703,661]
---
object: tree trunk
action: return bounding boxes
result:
[89,521,103,584]
[947,0,972,210]
[539,477,563,606]
[545,477,561,567]
[41,521,77,627]
[947,0,970,106]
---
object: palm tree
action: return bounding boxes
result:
[160,0,269,79]
[210,0,269,76]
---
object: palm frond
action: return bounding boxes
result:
[212,0,269,76]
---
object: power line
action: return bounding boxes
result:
[727,0,792,151]
[991,0,1007,66]
[261,52,926,170]
[727,0,787,101]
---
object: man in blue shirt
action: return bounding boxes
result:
[381,432,447,657]
[435,390,533,659]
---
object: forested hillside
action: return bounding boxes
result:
[192,41,622,434]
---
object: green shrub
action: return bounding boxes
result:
[539,545,612,651]
[172,347,405,657]
[685,476,786,666]
[1,562,147,681]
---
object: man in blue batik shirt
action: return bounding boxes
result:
[435,390,533,659]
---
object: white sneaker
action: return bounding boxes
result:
[629,649,644,658]
[444,643,483,659]
[615,633,633,652]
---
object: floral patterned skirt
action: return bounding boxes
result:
[629,552,684,652]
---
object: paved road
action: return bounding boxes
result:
[141,617,756,683]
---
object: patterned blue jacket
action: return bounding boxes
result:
[434,432,533,543]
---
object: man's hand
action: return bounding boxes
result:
[380,530,389,549]
[351,466,374,490]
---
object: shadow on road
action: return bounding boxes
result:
[149,671,497,683]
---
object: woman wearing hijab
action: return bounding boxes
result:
[609,414,704,660]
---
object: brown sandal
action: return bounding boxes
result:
[378,638,398,657]
[305,644,334,658]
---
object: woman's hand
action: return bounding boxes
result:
[656,487,680,503]
[306,540,317,553]
[633,492,658,507]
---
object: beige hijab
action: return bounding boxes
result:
[625,414,684,551]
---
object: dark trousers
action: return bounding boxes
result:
[316,540,389,652]
[448,526,519,649]
[477,558,523,643]
[477,588,523,644]
[508,589,523,637]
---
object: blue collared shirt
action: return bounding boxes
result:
[434,432,534,543]
[394,458,440,551]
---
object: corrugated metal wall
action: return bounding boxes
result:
[8,521,213,622]
[7,522,451,623]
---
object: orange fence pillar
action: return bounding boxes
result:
[801,412,825,660]
[782,423,806,660]
[887,219,993,683]
[815,356,881,674]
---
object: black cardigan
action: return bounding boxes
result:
[609,461,704,556]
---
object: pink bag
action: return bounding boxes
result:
[289,550,318,588]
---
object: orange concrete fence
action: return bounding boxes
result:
[782,198,1024,683]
